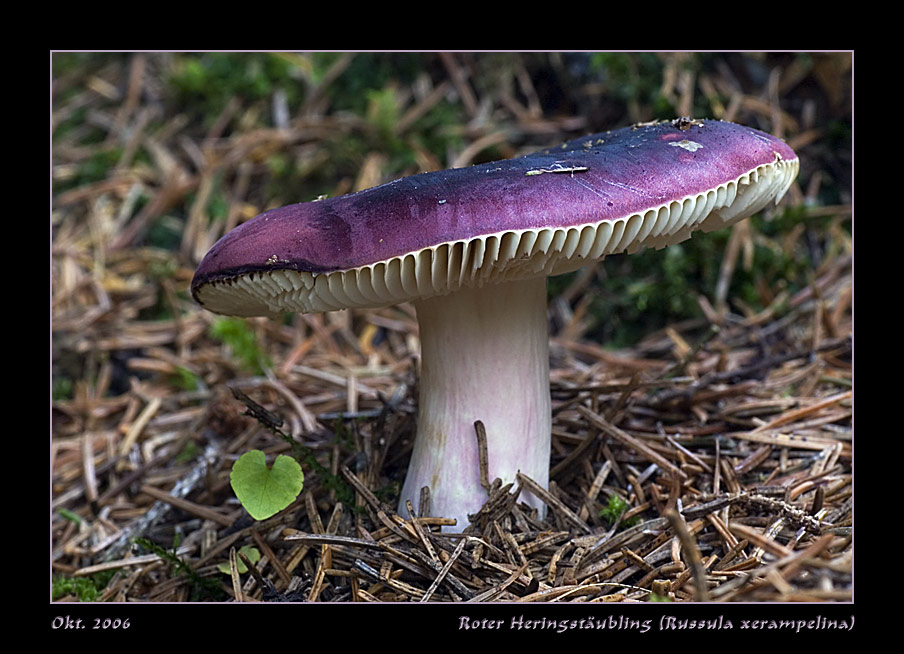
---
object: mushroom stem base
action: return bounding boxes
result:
[402,276,551,530]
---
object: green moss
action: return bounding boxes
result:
[169,366,200,392]
[175,439,200,464]
[209,317,272,375]
[549,201,831,348]
[52,147,124,194]
[589,53,671,117]
[167,52,302,129]
[580,241,713,348]
[600,493,640,528]
[52,376,74,401]
[374,480,401,506]
[52,570,116,602]
[314,53,422,115]
[144,215,184,251]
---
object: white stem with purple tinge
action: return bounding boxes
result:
[402,276,551,530]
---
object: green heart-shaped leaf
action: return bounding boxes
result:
[230,450,304,521]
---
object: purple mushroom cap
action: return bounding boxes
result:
[192,119,797,315]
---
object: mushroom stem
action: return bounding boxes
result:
[402,276,551,529]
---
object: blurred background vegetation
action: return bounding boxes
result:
[51,50,851,387]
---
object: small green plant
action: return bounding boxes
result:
[600,494,640,528]
[57,508,82,525]
[230,450,304,521]
[217,546,261,575]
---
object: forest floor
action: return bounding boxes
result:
[51,52,853,605]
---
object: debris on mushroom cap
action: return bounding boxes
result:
[192,119,798,318]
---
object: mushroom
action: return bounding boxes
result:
[192,118,798,530]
